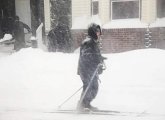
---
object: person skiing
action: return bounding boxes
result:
[12,16,31,51]
[77,23,106,111]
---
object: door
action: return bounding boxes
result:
[15,0,31,28]
[15,0,31,42]
[0,0,15,37]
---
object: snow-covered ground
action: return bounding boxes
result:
[0,34,13,43]
[0,48,165,120]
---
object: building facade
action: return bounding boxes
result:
[71,0,165,53]
[1,0,165,53]
[72,0,162,25]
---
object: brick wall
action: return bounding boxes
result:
[152,27,165,49]
[71,29,87,50]
[101,28,147,53]
[71,27,165,53]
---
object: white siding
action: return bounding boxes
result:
[141,0,157,24]
[72,0,91,21]
[44,0,51,32]
[99,0,110,24]
[141,0,148,22]
[72,0,110,25]
[148,0,157,23]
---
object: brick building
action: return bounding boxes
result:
[1,0,165,53]
[71,0,165,53]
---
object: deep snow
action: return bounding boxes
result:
[0,48,165,120]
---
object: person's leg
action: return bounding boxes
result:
[78,74,99,110]
[87,75,99,110]
[77,74,90,110]
[90,76,99,100]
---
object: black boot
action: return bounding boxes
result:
[83,101,98,111]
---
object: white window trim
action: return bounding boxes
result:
[111,0,141,20]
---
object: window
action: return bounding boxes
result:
[157,0,165,18]
[111,0,140,20]
[92,0,99,15]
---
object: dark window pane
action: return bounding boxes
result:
[92,1,99,15]
[112,1,139,19]
[157,0,165,18]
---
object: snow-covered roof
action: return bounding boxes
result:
[150,18,165,28]
[72,16,165,29]
[103,19,148,29]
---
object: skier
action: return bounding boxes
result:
[77,23,106,111]
[12,16,31,51]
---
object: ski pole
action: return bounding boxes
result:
[78,64,101,108]
[58,86,83,109]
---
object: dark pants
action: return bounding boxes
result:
[80,72,99,107]
[14,36,26,51]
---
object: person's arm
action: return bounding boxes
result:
[22,22,31,32]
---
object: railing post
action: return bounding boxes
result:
[36,23,44,49]
[30,36,37,48]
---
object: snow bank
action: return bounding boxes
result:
[0,34,13,42]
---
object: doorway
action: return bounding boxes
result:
[15,0,32,42]
[0,0,15,37]
[15,0,31,28]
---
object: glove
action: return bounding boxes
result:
[28,29,32,33]
[101,56,107,61]
[98,64,104,74]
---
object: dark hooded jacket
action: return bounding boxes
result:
[77,23,103,77]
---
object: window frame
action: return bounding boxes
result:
[110,0,141,20]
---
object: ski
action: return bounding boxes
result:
[45,109,148,116]
[45,109,130,116]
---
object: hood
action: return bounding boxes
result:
[88,23,101,40]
